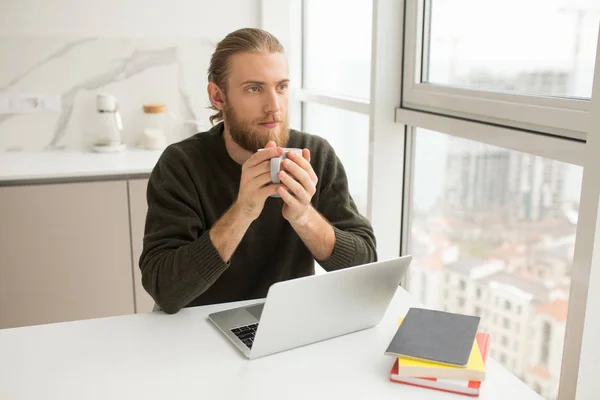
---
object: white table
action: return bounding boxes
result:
[0,287,542,400]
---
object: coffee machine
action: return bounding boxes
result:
[92,93,125,152]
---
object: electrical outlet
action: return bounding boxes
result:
[0,95,62,114]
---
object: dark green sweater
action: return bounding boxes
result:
[139,122,377,314]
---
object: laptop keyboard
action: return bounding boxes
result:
[231,323,259,349]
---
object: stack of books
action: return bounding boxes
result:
[384,308,491,397]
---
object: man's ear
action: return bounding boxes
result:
[207,82,226,111]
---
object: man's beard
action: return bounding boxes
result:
[224,104,290,152]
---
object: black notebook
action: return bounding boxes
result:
[384,307,480,367]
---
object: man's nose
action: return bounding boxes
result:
[263,89,281,114]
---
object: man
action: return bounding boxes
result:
[139,28,377,314]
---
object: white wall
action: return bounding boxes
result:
[0,0,260,37]
[0,0,260,151]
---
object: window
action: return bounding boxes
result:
[299,0,373,226]
[474,306,481,316]
[303,103,369,215]
[459,279,466,290]
[115,2,600,399]
[402,0,600,139]
[407,128,581,393]
[500,353,507,364]
[426,0,600,99]
[303,0,373,100]
[291,0,600,397]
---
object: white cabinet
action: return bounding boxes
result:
[0,181,135,329]
[128,178,156,313]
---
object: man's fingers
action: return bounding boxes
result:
[259,183,281,199]
[253,170,275,188]
[247,160,271,179]
[302,148,311,163]
[287,150,318,184]
[281,159,316,197]
[278,171,311,205]
[278,184,302,208]
[246,146,282,168]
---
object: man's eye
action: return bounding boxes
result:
[278,84,288,91]
[247,86,260,93]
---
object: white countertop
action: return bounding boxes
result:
[0,287,542,400]
[0,148,164,184]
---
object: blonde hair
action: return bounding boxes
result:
[207,28,285,125]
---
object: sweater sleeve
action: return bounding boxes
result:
[138,148,229,314]
[313,141,378,271]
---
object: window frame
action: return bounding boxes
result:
[397,1,600,398]
[401,0,592,141]
[294,0,407,263]
[401,119,586,400]
[297,0,373,211]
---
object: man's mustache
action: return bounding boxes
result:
[257,116,283,124]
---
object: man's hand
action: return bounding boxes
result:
[209,142,282,263]
[277,148,319,224]
[277,148,334,261]
[236,142,283,221]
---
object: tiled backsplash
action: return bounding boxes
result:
[0,37,216,151]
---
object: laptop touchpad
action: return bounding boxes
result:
[245,303,265,320]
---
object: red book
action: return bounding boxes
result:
[390,332,491,397]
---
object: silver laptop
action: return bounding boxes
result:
[208,255,412,359]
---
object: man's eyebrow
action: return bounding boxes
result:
[240,79,290,86]
[240,80,265,86]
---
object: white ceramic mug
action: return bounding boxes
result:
[257,147,303,198]
[270,148,303,183]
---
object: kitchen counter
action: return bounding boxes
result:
[0,148,164,185]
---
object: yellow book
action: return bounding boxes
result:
[394,317,487,382]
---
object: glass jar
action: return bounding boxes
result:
[139,103,178,149]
